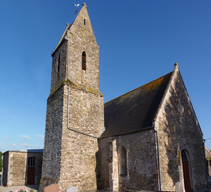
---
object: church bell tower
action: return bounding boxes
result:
[40,3,104,191]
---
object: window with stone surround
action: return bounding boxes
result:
[28,157,35,167]
[120,146,127,176]
[82,51,86,71]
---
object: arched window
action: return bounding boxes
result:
[58,54,60,72]
[120,146,127,176]
[82,51,86,71]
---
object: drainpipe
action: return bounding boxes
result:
[154,128,162,191]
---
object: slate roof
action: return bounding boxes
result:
[101,72,173,138]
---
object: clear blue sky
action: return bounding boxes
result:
[0,0,211,153]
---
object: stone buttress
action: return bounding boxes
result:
[39,4,104,192]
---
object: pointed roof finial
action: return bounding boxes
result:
[174,62,178,67]
[83,2,87,7]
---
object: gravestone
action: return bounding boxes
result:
[65,186,77,192]
[43,184,59,192]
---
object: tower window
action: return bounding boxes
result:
[120,146,127,176]
[84,19,86,25]
[58,54,60,72]
[82,52,86,71]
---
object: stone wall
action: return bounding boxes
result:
[64,85,104,137]
[57,84,104,192]
[40,86,64,190]
[67,6,99,91]
[50,41,67,92]
[2,151,42,186]
[155,66,207,191]
[41,80,104,192]
[50,5,100,94]
[9,152,27,186]
[58,131,99,192]
[98,137,111,189]
[99,130,159,191]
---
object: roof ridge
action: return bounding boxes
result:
[105,71,173,106]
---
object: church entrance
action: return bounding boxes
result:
[182,150,192,192]
[27,167,35,184]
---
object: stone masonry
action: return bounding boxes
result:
[40,4,104,192]
[154,64,207,191]
[2,151,42,186]
[99,130,159,191]
[1,4,209,192]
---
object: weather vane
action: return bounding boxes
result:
[75,4,80,15]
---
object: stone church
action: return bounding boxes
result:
[2,3,209,192]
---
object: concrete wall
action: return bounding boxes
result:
[2,151,42,186]
[99,130,159,191]
[155,66,207,191]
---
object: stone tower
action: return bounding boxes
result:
[39,4,104,192]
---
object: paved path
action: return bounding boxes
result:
[0,185,39,192]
